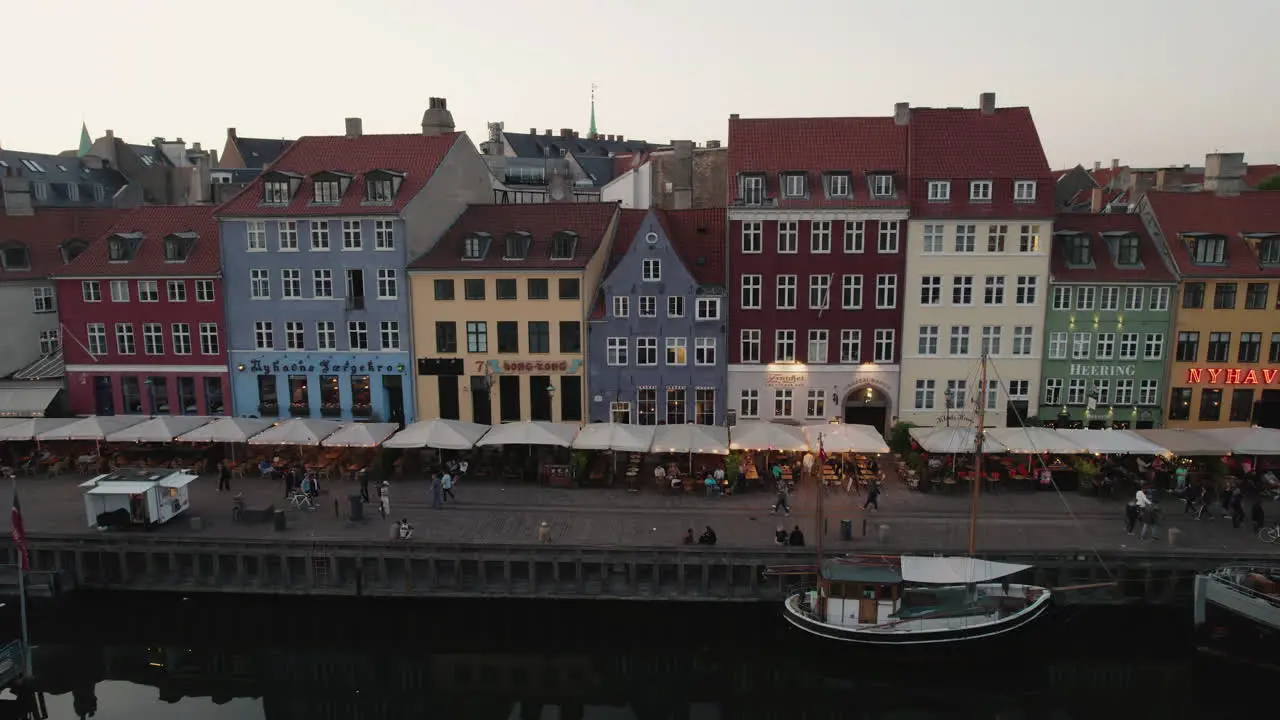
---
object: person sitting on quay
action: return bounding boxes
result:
[788,526,805,547]
[682,528,695,545]
[538,521,553,543]
[398,518,414,540]
[697,526,717,545]
[704,474,720,497]
[774,525,788,545]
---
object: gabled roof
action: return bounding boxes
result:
[232,136,292,169]
[571,155,617,188]
[503,131,661,159]
[1145,191,1280,279]
[216,133,463,217]
[60,205,220,277]
[907,107,1050,178]
[1050,213,1174,284]
[0,150,126,209]
[726,116,907,208]
[607,208,727,286]
[410,202,619,271]
[0,208,129,281]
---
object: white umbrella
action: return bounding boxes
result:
[729,420,809,451]
[1197,427,1280,455]
[986,427,1087,454]
[382,419,491,450]
[247,418,344,446]
[652,424,729,455]
[175,417,276,443]
[909,426,1008,454]
[0,417,78,441]
[571,423,656,452]
[805,424,889,454]
[476,421,580,448]
[322,423,400,448]
[1131,429,1223,456]
[38,416,147,441]
[1052,429,1170,456]
[105,416,215,443]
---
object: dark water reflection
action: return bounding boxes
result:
[8,592,1267,719]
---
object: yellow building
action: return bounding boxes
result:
[1142,191,1280,428]
[408,202,620,423]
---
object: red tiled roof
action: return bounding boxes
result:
[216,132,463,217]
[908,107,1050,178]
[0,208,129,281]
[1065,187,1127,210]
[409,202,619,270]
[1050,213,1174,283]
[59,205,221,277]
[663,208,727,286]
[726,116,907,209]
[1146,191,1280,278]
[1246,164,1280,187]
[609,209,649,266]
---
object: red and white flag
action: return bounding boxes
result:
[11,488,28,571]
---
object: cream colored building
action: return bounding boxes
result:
[408,203,619,424]
[897,219,1053,427]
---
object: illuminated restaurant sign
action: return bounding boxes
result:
[1185,367,1280,385]
[766,373,808,388]
[245,356,406,375]
[480,359,584,375]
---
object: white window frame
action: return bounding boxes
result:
[843,221,864,253]
[668,295,685,318]
[313,269,333,298]
[612,296,629,318]
[638,295,657,318]
[840,329,861,363]
[348,320,369,350]
[665,337,688,366]
[807,329,828,364]
[696,297,720,320]
[969,180,993,202]
[199,323,219,355]
[740,329,761,363]
[740,275,761,309]
[1012,326,1033,356]
[380,320,401,350]
[774,329,796,362]
[82,280,101,303]
[920,276,941,305]
[917,325,939,356]
[739,389,759,419]
[171,323,192,355]
[875,274,897,309]
[777,221,798,254]
[316,321,336,350]
[805,389,827,419]
[927,181,950,202]
[1013,180,1037,202]
[695,337,716,366]
[195,280,215,302]
[142,323,163,355]
[342,219,362,250]
[250,269,269,299]
[873,329,894,363]
[377,268,398,299]
[284,321,305,350]
[606,337,627,366]
[808,275,830,310]
[741,221,762,253]
[87,323,106,356]
[1048,331,1067,359]
[374,219,395,250]
[278,220,298,251]
[1016,276,1038,305]
[877,220,899,253]
[842,274,863,309]
[311,220,331,251]
[915,379,936,410]
[247,220,267,251]
[811,221,832,253]
[254,321,273,350]
[137,280,158,302]
[776,275,797,310]
[642,258,661,281]
[281,269,301,299]
[923,224,944,253]
[636,337,657,366]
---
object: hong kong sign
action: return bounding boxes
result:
[1069,364,1136,377]
[1185,367,1280,385]
[481,359,584,375]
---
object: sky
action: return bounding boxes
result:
[5,0,1279,170]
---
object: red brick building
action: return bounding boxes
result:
[55,206,228,416]
[725,112,908,432]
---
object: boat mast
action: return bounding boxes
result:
[815,433,826,616]
[969,355,987,557]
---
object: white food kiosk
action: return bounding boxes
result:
[80,468,198,529]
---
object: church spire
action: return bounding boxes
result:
[77,122,92,158]
[589,83,598,139]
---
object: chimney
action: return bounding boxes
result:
[1090,187,1106,213]
[617,135,624,142]
[529,127,537,135]
[572,131,579,138]
[894,102,911,126]
[671,141,695,211]
[1204,152,1247,196]
[1111,158,1119,170]
[706,140,721,149]
[729,114,740,120]
[560,128,572,138]
[421,97,455,136]
[1093,161,1101,172]
[105,129,114,139]
[345,117,363,137]
[545,129,552,136]
[1156,167,1184,191]
[227,127,237,140]
[979,92,996,115]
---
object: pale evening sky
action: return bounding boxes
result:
[6,0,1278,170]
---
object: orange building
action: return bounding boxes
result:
[1139,191,1280,428]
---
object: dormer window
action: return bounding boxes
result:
[263,181,291,204]
[0,243,29,271]
[61,239,88,264]
[825,173,851,198]
[1013,180,1037,202]
[781,172,806,198]
[739,173,765,204]
[1187,234,1227,265]
[364,169,404,203]
[311,171,351,204]
[1258,236,1280,265]
[65,183,80,202]
[969,180,993,202]
[463,232,491,260]
[1066,234,1091,266]
[106,232,142,262]
[870,173,894,198]
[504,232,531,260]
[927,181,951,202]
[1116,234,1141,265]
[551,231,577,260]
[164,232,197,263]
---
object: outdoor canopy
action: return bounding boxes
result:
[728,420,808,451]
[37,416,146,442]
[804,423,889,454]
[104,416,215,443]
[0,417,76,441]
[476,421,579,448]
[1052,429,1171,456]
[321,423,400,448]
[1197,427,1280,455]
[1132,428,1224,456]
[174,417,275,443]
[570,423,656,452]
[651,424,729,455]
[986,427,1087,454]
[247,418,344,446]
[909,426,1008,454]
[382,419,492,450]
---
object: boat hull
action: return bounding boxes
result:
[1193,569,1280,671]
[783,584,1053,646]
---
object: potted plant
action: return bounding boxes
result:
[889,421,917,457]
[724,451,742,492]
[570,451,590,486]
[1071,456,1099,495]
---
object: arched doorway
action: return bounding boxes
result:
[843,385,891,435]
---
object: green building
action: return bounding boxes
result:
[1040,214,1176,429]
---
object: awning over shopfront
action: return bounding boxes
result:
[1132,429,1223,456]
[729,421,809,452]
[571,423,656,452]
[652,425,729,455]
[1053,429,1171,456]
[105,416,216,443]
[322,423,400,448]
[1196,427,1280,455]
[38,415,147,442]
[803,424,889,454]
[986,427,1088,454]
[383,419,491,450]
[909,426,1007,454]
[477,421,579,448]
[0,387,61,418]
[175,417,276,444]
[248,419,344,446]
[0,417,78,441]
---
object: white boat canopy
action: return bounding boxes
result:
[175,417,276,443]
[1052,429,1171,456]
[382,419,491,450]
[652,424,730,455]
[38,416,147,441]
[1197,427,1280,455]
[247,419,344,446]
[900,556,1032,584]
[476,421,580,448]
[804,424,889,454]
[571,423,657,452]
[0,417,77,441]
[729,421,809,451]
[322,422,400,448]
[986,427,1088,454]
[105,416,215,443]
[1132,429,1224,456]
[909,426,1008,454]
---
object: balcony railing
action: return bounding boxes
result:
[351,404,373,418]
[320,405,343,418]
[289,403,311,417]
[258,402,279,416]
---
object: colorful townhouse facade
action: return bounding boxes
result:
[215,110,494,424]
[586,208,728,424]
[1040,213,1175,429]
[55,206,228,416]
[408,203,619,424]
[725,112,908,434]
[897,93,1056,429]
[1139,191,1280,428]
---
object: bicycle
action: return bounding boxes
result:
[288,491,315,511]
[1259,522,1280,543]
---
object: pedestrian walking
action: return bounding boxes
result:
[1124,501,1140,535]
[1139,502,1161,541]
[217,460,232,492]
[359,469,370,503]
[771,480,791,516]
[1230,489,1246,528]
[378,481,390,519]
[442,470,456,503]
[863,477,881,510]
[430,474,444,509]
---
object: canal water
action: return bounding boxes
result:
[3,592,1267,719]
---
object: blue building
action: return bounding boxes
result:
[587,209,728,424]
[216,106,494,423]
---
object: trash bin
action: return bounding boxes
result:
[272,509,287,532]
[839,519,853,541]
[349,494,364,522]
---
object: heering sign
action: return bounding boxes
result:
[1069,364,1136,377]
[1186,367,1280,385]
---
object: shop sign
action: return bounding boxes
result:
[1069,364,1136,377]
[244,357,406,375]
[480,359,584,375]
[766,373,807,388]
[1186,367,1280,385]
[849,375,894,393]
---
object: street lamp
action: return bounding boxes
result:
[943,388,953,427]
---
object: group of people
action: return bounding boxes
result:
[683,526,718,545]
[1178,479,1267,530]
